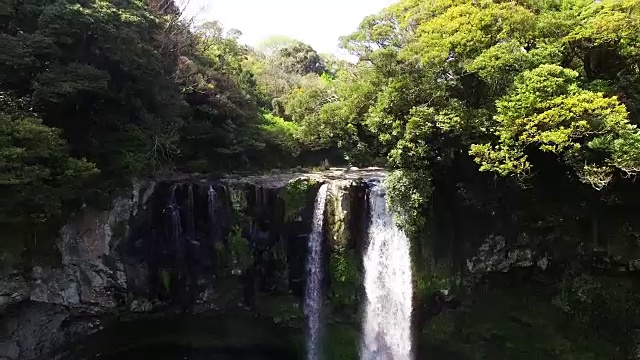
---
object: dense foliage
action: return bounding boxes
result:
[0,0,343,242]
[311,1,640,358]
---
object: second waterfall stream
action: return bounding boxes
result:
[361,181,413,360]
[305,183,328,360]
[303,178,412,360]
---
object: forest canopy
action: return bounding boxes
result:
[0,0,346,234]
[2,0,640,256]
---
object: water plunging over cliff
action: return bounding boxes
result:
[305,183,329,360]
[4,169,389,360]
[207,185,217,238]
[167,185,184,262]
[361,181,413,360]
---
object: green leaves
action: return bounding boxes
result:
[260,112,301,156]
[276,41,327,76]
[322,3,640,358]
[0,97,97,224]
[566,0,640,58]
[334,0,640,189]
[33,63,109,105]
[471,64,640,188]
[0,0,286,231]
[408,2,535,68]
[284,74,334,124]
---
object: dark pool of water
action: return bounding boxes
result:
[59,312,301,360]
[91,344,296,360]
[56,311,470,360]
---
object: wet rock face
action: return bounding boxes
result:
[466,235,550,277]
[119,179,321,306]
[121,182,233,302]
[0,169,382,360]
[323,180,368,314]
[0,181,153,360]
[466,234,640,282]
[0,274,28,313]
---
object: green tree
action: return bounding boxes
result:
[470,65,640,189]
[0,0,308,246]
[1,0,187,178]
[276,41,327,76]
[0,94,97,226]
[323,1,640,357]
[257,35,297,55]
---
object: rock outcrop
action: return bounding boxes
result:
[0,168,383,360]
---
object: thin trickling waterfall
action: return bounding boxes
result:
[208,185,217,236]
[361,181,413,360]
[168,186,183,242]
[305,183,329,360]
[186,185,195,241]
[167,185,184,261]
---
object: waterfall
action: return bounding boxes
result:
[208,185,217,238]
[207,186,217,216]
[186,185,195,241]
[361,181,413,360]
[305,183,329,360]
[168,186,183,248]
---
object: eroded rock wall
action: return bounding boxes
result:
[0,169,382,360]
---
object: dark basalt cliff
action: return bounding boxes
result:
[0,169,381,360]
[3,168,638,360]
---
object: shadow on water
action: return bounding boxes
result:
[55,311,473,360]
[58,312,300,360]
[417,343,472,360]
[89,344,296,360]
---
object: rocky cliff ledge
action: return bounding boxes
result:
[0,168,384,360]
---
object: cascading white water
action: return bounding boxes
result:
[186,185,195,241]
[361,181,413,360]
[305,183,329,360]
[168,186,183,243]
[208,185,217,224]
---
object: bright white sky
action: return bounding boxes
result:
[184,0,397,59]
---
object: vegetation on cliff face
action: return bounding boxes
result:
[325,185,361,313]
[282,178,318,220]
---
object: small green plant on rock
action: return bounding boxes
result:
[330,247,360,309]
[282,178,317,220]
[323,323,359,360]
[213,240,228,270]
[229,225,252,272]
[229,187,248,219]
[159,268,171,293]
[385,170,433,239]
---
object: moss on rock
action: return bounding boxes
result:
[328,248,360,310]
[229,226,252,273]
[281,177,319,220]
[325,181,361,313]
[257,293,303,327]
[323,323,359,360]
[454,289,617,360]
